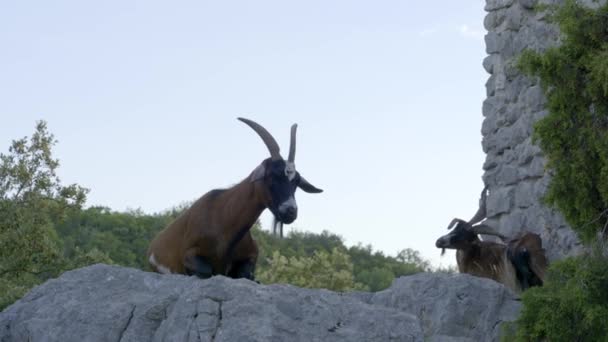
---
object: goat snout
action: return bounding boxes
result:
[278,198,298,223]
[279,206,297,223]
[435,237,448,248]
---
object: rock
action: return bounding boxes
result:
[483,54,500,74]
[484,12,499,31]
[518,156,546,179]
[520,85,546,112]
[503,5,525,31]
[496,165,520,186]
[519,0,537,10]
[483,155,499,171]
[485,0,515,11]
[368,273,522,342]
[514,180,536,208]
[486,186,514,217]
[516,138,542,166]
[0,265,522,342]
[485,32,501,54]
[481,117,529,155]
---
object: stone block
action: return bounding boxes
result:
[485,0,516,11]
[487,186,514,217]
[514,180,536,208]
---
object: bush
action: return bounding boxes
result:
[256,248,367,291]
[510,244,608,341]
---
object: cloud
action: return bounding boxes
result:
[458,24,485,40]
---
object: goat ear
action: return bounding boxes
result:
[250,163,266,182]
[298,175,323,193]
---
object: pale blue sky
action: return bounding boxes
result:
[1,1,487,267]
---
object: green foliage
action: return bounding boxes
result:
[252,228,429,291]
[257,248,367,291]
[518,0,608,242]
[509,244,608,341]
[0,121,107,310]
[55,206,179,270]
[253,229,345,268]
[349,245,430,291]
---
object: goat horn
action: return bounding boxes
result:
[298,176,323,193]
[468,185,489,225]
[238,118,282,161]
[288,124,297,163]
[471,223,507,241]
[447,218,466,230]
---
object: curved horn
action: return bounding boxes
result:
[468,185,489,225]
[471,223,507,241]
[447,218,466,230]
[238,118,282,161]
[288,123,297,163]
[298,176,323,193]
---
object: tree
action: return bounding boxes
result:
[0,121,108,310]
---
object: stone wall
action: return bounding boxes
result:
[480,0,603,261]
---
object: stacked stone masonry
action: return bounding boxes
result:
[481,0,605,260]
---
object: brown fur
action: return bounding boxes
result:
[456,240,519,293]
[147,175,270,276]
[454,233,546,294]
[438,186,547,293]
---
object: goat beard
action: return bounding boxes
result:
[441,248,446,256]
[272,216,283,237]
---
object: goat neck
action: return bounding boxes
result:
[219,177,269,229]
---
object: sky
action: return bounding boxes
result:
[0,0,488,268]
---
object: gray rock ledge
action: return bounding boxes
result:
[0,264,522,342]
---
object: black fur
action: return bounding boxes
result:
[224,225,257,281]
[508,246,543,290]
[185,255,213,279]
[225,224,253,262]
[228,259,256,280]
[206,189,227,199]
[265,159,299,224]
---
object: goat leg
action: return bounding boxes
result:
[228,258,257,281]
[184,250,213,279]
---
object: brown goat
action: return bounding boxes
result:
[435,186,547,293]
[147,118,322,280]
